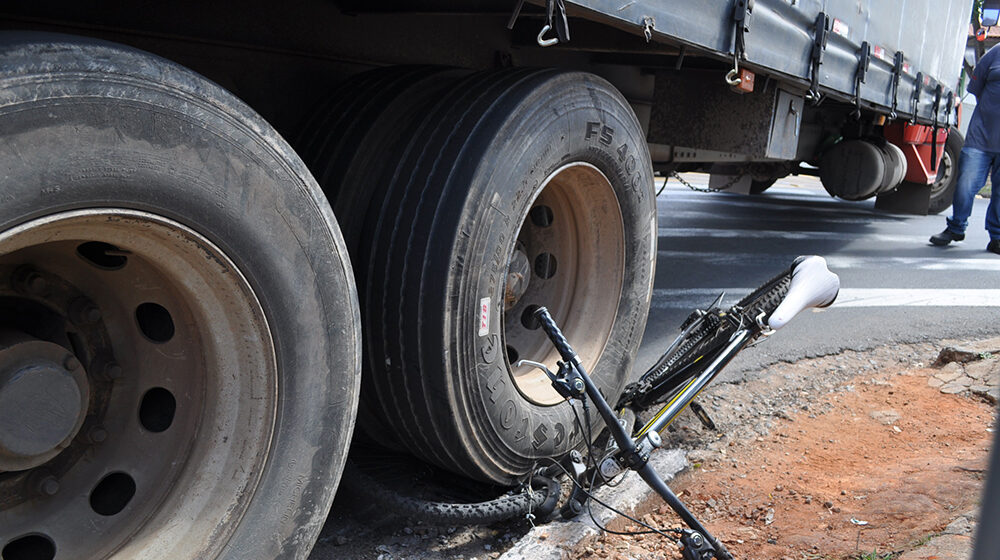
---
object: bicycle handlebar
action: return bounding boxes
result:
[534,306,580,365]
[767,255,840,330]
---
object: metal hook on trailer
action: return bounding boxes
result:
[727,0,752,86]
[725,58,742,87]
[537,24,558,47]
[642,15,655,43]
[537,0,570,47]
[851,42,871,120]
[910,72,924,124]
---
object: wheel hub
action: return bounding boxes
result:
[0,209,276,559]
[503,163,625,405]
[0,335,89,472]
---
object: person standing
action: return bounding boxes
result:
[930,44,1000,254]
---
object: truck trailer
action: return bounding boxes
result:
[0,1,972,559]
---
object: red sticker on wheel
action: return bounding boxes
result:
[479,297,490,336]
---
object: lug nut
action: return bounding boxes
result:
[38,476,60,496]
[103,362,123,380]
[63,355,81,371]
[12,267,48,296]
[88,426,108,444]
[70,298,102,324]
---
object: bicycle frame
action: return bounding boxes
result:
[528,255,839,560]
[633,327,754,440]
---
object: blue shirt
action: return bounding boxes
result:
[966,45,1000,152]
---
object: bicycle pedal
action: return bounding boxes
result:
[689,401,717,431]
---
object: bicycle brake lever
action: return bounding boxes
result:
[515,359,584,399]
[515,359,555,380]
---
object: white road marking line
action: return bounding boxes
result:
[656,251,1000,271]
[657,209,885,225]
[828,255,1000,271]
[651,288,1000,309]
[833,289,1000,307]
[650,288,750,309]
[657,227,924,243]
[656,204,884,222]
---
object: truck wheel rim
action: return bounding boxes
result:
[930,148,954,198]
[0,209,275,560]
[502,163,625,406]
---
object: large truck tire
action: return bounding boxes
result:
[302,68,656,483]
[298,66,465,440]
[297,65,457,253]
[0,33,361,560]
[923,127,963,215]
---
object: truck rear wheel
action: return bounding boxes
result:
[303,69,656,483]
[0,33,361,559]
[924,127,963,215]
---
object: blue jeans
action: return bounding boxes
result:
[946,146,1000,241]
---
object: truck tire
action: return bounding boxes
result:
[297,65,464,254]
[304,68,656,483]
[297,66,466,440]
[923,127,963,215]
[0,33,361,560]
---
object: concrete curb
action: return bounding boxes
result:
[501,449,688,560]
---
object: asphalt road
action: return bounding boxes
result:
[640,173,1000,385]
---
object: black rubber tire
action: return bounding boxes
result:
[304,69,656,484]
[297,66,465,254]
[624,265,792,411]
[340,461,557,525]
[298,67,468,444]
[0,32,361,560]
[923,127,964,215]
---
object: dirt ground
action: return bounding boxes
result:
[571,343,998,560]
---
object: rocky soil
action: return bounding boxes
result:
[570,337,999,560]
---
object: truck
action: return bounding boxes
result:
[0,1,973,559]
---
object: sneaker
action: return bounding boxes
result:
[989,240,1000,255]
[929,229,965,246]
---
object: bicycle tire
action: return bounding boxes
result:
[619,264,795,412]
[733,262,795,323]
[339,461,559,525]
[622,323,732,411]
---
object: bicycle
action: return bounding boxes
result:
[518,254,840,560]
[345,255,839,559]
